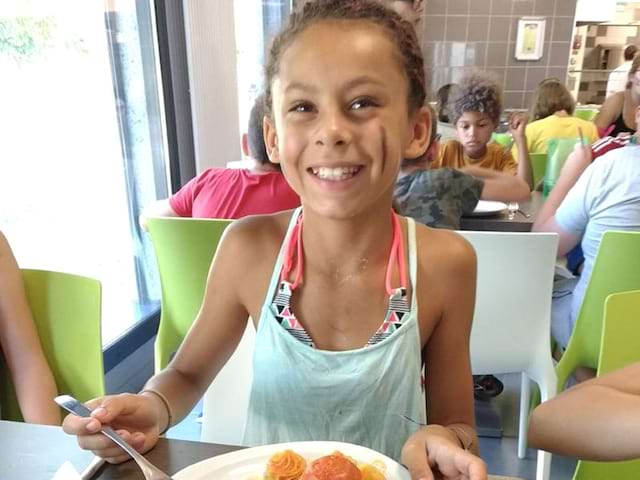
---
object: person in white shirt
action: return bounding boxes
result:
[606,45,638,97]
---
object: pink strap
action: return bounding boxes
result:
[281,210,407,295]
[384,212,408,296]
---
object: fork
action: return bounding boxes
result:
[55,395,173,480]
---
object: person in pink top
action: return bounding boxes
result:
[139,95,300,230]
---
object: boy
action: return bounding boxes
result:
[434,72,533,190]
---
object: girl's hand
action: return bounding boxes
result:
[61,393,162,464]
[508,113,528,144]
[402,425,487,480]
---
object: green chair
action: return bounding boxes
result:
[491,132,513,149]
[529,152,547,187]
[146,217,232,373]
[0,269,104,421]
[572,290,640,479]
[556,231,640,394]
[574,109,598,122]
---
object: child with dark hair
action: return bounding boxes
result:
[139,95,300,229]
[434,72,533,189]
[63,1,487,478]
[395,106,530,229]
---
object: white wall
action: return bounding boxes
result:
[183,0,241,172]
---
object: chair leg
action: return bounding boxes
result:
[536,449,552,480]
[518,372,531,459]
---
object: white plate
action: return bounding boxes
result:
[470,200,507,216]
[173,441,409,480]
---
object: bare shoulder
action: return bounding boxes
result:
[598,91,624,119]
[412,221,476,275]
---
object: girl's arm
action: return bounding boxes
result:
[509,113,534,190]
[529,363,640,461]
[0,232,60,425]
[594,92,624,135]
[62,217,276,462]
[460,165,530,202]
[402,230,486,480]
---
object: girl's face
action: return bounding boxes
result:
[265,20,429,220]
[455,112,495,159]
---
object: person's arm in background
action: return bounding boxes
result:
[509,113,534,190]
[532,141,591,256]
[529,363,640,461]
[0,232,60,425]
[460,165,530,202]
[139,199,180,232]
[594,92,624,137]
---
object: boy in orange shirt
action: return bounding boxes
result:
[434,72,533,189]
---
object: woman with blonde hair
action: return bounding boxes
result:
[512,78,598,161]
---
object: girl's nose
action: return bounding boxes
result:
[315,109,352,147]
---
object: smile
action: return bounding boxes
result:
[310,166,362,181]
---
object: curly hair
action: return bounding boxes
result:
[449,72,502,125]
[264,0,425,117]
[530,78,576,121]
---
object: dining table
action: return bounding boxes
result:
[1,419,524,480]
[460,192,544,232]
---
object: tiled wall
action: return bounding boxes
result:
[421,0,578,110]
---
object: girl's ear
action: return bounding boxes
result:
[264,116,280,163]
[403,106,431,160]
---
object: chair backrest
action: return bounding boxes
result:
[0,269,103,421]
[573,109,597,122]
[146,217,232,372]
[457,231,558,375]
[529,152,547,187]
[561,231,640,376]
[491,132,513,149]
[572,290,640,479]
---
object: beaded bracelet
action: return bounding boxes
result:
[140,389,173,435]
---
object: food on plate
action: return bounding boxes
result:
[264,449,307,480]
[263,450,387,480]
[300,452,362,480]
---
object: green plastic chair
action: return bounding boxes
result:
[529,152,547,187]
[147,217,232,373]
[0,269,104,421]
[556,231,640,393]
[572,290,640,479]
[491,132,513,149]
[574,109,598,122]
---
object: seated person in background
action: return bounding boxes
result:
[435,83,460,142]
[433,72,533,189]
[139,95,300,230]
[513,78,598,162]
[606,44,638,97]
[529,362,640,461]
[395,105,530,230]
[532,105,640,352]
[0,231,59,425]
[595,55,640,138]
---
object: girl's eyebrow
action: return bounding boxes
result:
[284,75,385,95]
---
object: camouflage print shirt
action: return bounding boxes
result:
[394,168,484,230]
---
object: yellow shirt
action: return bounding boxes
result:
[513,114,599,160]
[435,140,517,174]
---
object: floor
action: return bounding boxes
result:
[165,373,578,480]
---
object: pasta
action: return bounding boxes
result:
[265,450,307,480]
[263,450,387,480]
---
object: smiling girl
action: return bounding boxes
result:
[62,2,486,478]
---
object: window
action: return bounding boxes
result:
[0,0,168,346]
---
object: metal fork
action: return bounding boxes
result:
[55,395,173,480]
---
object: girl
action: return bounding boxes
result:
[62,2,486,478]
[515,78,598,161]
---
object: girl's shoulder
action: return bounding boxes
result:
[411,220,476,275]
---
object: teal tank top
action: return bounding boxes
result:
[242,208,426,461]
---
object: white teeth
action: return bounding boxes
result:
[312,166,359,181]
